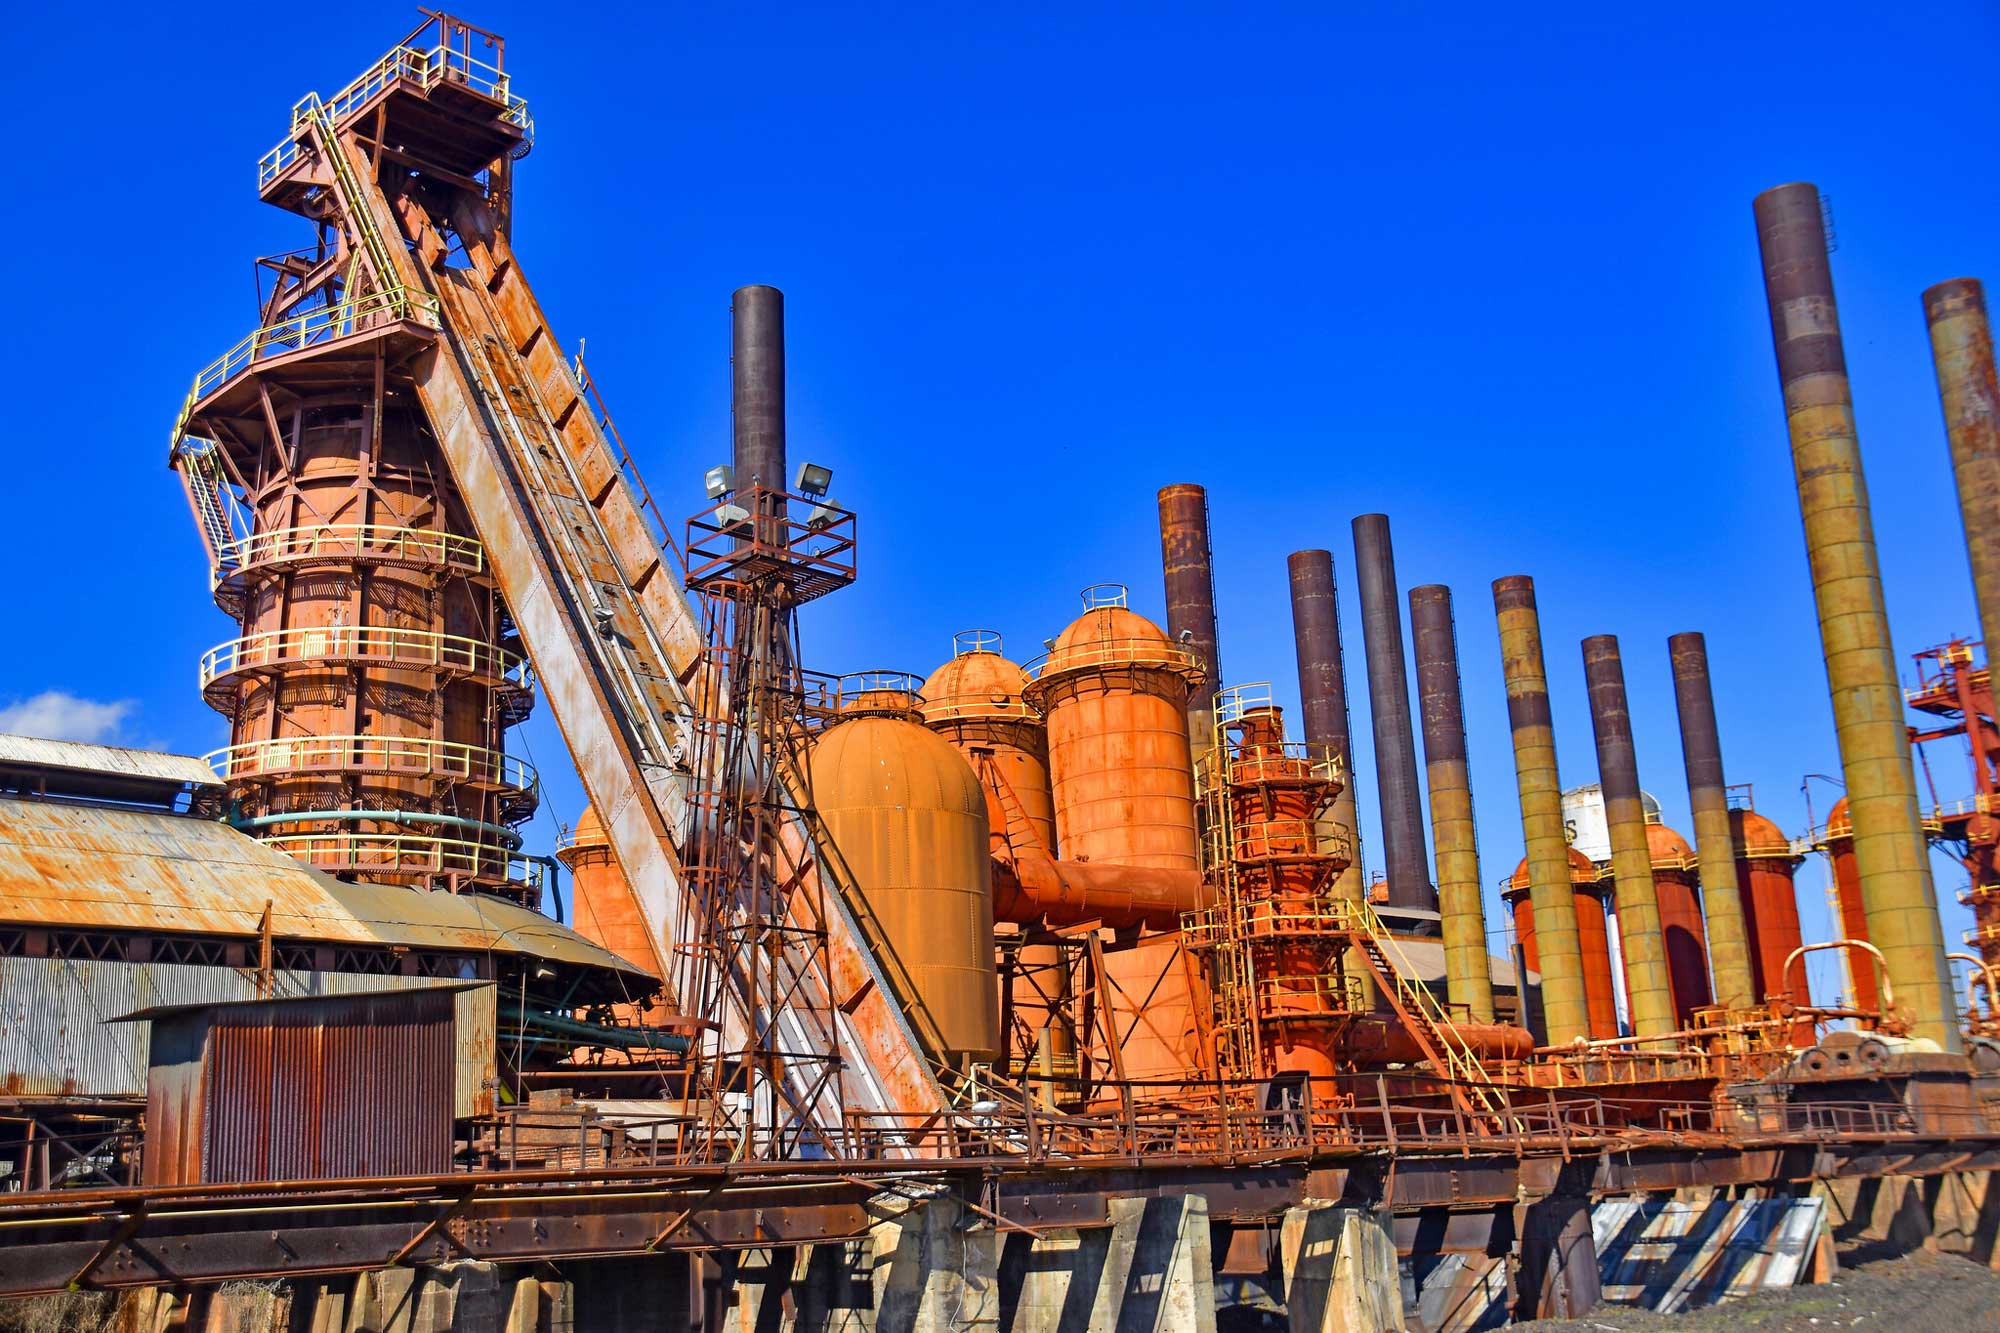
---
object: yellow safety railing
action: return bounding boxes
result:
[199,625,526,690]
[206,734,534,791]
[218,524,485,579]
[258,41,530,188]
[261,830,536,886]
[1022,636,1205,685]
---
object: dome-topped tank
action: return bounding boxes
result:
[810,715,998,1059]
[1505,847,1617,1039]
[1815,797,1878,1011]
[1023,586,1205,870]
[829,670,925,721]
[1645,821,1711,1022]
[556,805,661,1023]
[921,631,1055,858]
[1730,808,1807,1005]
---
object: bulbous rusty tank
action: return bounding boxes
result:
[1818,798,1880,1011]
[920,632,1056,858]
[1731,808,1808,1005]
[1506,848,1617,1040]
[810,715,999,1059]
[556,805,663,1022]
[1647,822,1712,1023]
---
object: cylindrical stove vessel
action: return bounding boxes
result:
[1025,589,1207,1082]
[1507,850,1618,1041]
[921,632,1057,856]
[1493,575,1592,1045]
[810,716,999,1060]
[1580,635,1676,1039]
[1352,515,1434,911]
[557,806,665,1024]
[1644,823,1712,1024]
[1409,584,1494,1021]
[1666,633,1756,1010]
[1753,181,1957,1049]
[1288,549,1363,899]
[731,284,787,523]
[1923,278,2000,656]
[1730,808,1809,1006]
[1157,484,1224,761]
[1817,798,1881,1012]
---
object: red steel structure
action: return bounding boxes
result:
[1908,640,2000,973]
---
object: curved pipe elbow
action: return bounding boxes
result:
[992,852,1204,930]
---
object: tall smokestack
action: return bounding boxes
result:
[1666,633,1756,1010]
[731,285,787,510]
[1922,278,2000,656]
[1753,182,1958,1049]
[1289,550,1364,900]
[1352,514,1433,911]
[1410,585,1495,1022]
[1580,636,1676,1039]
[1493,575,1591,1045]
[1158,484,1224,758]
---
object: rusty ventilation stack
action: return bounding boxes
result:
[1580,636,1677,1037]
[1753,181,1959,1049]
[1409,585,1494,1022]
[732,284,787,506]
[1288,550,1364,899]
[1158,484,1225,760]
[1923,278,2000,657]
[1666,632,1757,1010]
[1493,575,1592,1044]
[1352,514,1435,911]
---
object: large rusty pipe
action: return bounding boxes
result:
[1352,514,1434,911]
[1339,1015,1534,1066]
[731,285,786,506]
[1409,585,1495,1022]
[1666,632,1756,1009]
[1580,635,1677,1038]
[1158,484,1224,759]
[1923,279,2000,657]
[1493,576,1591,1045]
[991,851,1204,932]
[1754,182,1958,1049]
[1288,550,1363,898]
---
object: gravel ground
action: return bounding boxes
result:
[1515,1248,2000,1332]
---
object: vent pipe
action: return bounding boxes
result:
[1752,182,1957,1049]
[1158,484,1224,759]
[1289,550,1365,901]
[1410,584,1494,1021]
[1666,632,1756,1010]
[1352,514,1434,911]
[731,285,787,509]
[1923,278,2000,656]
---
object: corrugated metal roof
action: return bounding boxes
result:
[0,735,218,794]
[0,797,649,979]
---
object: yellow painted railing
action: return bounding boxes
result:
[199,625,525,690]
[206,734,534,790]
[261,830,535,886]
[218,524,485,578]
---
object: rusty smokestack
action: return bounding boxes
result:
[1352,514,1433,911]
[1754,182,1958,1049]
[731,285,787,508]
[1289,550,1364,899]
[1158,484,1224,759]
[1579,635,1677,1038]
[1923,278,2000,656]
[1493,575,1591,1044]
[1410,584,1494,1022]
[1666,633,1756,1010]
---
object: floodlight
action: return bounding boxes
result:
[806,501,840,532]
[704,465,735,500]
[715,502,750,527]
[795,461,833,498]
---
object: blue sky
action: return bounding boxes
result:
[2,4,1994,1005]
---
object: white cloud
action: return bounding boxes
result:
[0,692,135,744]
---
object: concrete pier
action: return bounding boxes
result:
[1277,1205,1405,1332]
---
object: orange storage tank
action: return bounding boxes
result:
[1819,798,1880,1012]
[1646,822,1712,1023]
[810,715,999,1060]
[1505,849,1618,1040]
[1730,808,1808,1005]
[920,632,1056,858]
[1023,587,1207,1084]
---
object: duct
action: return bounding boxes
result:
[1157,483,1224,757]
[731,284,787,504]
[1666,632,1756,1009]
[1338,1015,1534,1065]
[1923,278,2000,656]
[1352,514,1433,911]
[1752,181,1959,1049]
[1580,635,1676,1039]
[1492,575,1591,1045]
[990,850,1204,932]
[1408,584,1494,1022]
[1288,549,1363,899]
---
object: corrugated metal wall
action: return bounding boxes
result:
[0,958,493,1114]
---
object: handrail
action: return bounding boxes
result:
[218,524,485,578]
[261,830,539,887]
[206,734,535,791]
[1021,636,1205,685]
[199,625,527,689]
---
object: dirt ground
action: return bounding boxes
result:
[1515,1246,2000,1332]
